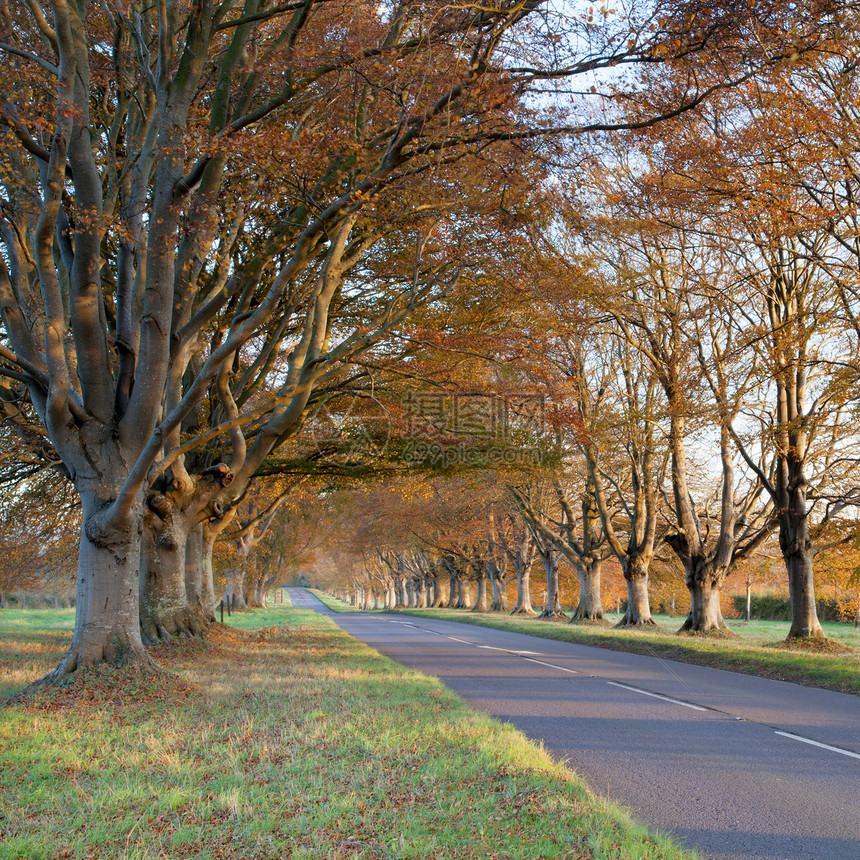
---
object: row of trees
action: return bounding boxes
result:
[310,42,860,635]
[0,0,852,681]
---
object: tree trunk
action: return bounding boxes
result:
[140,528,204,642]
[447,570,459,607]
[678,559,729,633]
[785,547,824,638]
[200,531,218,622]
[44,498,152,682]
[248,578,265,607]
[616,558,654,627]
[225,569,248,610]
[456,578,471,609]
[431,573,446,607]
[185,525,204,614]
[488,568,501,611]
[569,559,605,623]
[511,562,536,616]
[473,574,488,611]
[140,467,232,641]
[538,549,566,620]
[780,490,824,639]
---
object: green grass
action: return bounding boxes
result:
[310,592,860,695]
[0,605,696,860]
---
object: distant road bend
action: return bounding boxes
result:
[288,588,860,860]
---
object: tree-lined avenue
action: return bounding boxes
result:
[288,589,860,860]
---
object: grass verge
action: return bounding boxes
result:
[309,593,860,695]
[0,605,695,860]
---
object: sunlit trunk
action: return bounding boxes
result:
[569,559,604,623]
[511,561,536,616]
[616,557,654,627]
[473,574,488,611]
[779,479,824,639]
[538,549,565,620]
[679,560,729,633]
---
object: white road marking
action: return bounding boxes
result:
[522,657,579,674]
[446,636,473,644]
[477,646,545,656]
[606,681,707,711]
[386,620,443,636]
[774,731,860,761]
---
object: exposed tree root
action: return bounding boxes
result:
[141,606,211,645]
[510,606,538,617]
[614,614,656,629]
[37,631,158,686]
[538,609,568,621]
[568,605,607,624]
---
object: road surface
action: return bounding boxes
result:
[288,588,860,860]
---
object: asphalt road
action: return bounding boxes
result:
[287,588,860,860]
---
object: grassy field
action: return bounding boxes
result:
[0,605,695,860]
[311,592,860,695]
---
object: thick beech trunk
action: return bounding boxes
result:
[538,550,565,620]
[185,526,204,612]
[431,573,447,607]
[678,559,729,633]
[511,562,536,615]
[140,530,205,642]
[489,570,500,610]
[248,579,265,607]
[569,559,604,623]
[473,574,488,611]
[417,578,428,608]
[616,560,654,627]
[785,547,824,638]
[456,578,471,609]
[225,569,248,610]
[200,531,218,621]
[447,571,459,607]
[44,496,151,682]
[488,566,510,612]
[140,467,231,639]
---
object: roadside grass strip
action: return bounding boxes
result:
[311,594,860,695]
[0,606,695,860]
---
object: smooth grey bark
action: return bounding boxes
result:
[504,526,537,616]
[618,556,654,626]
[570,557,605,623]
[537,545,565,620]
[44,492,150,681]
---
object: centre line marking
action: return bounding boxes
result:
[774,731,860,761]
[523,657,579,674]
[607,681,707,711]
